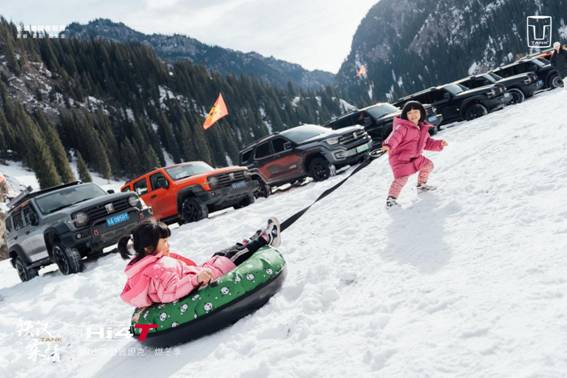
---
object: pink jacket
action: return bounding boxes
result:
[382,117,444,178]
[120,252,236,308]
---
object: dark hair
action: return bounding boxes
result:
[118,219,171,264]
[400,100,427,123]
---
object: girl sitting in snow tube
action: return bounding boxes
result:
[118,217,286,347]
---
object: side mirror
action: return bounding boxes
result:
[283,142,293,151]
[30,214,39,226]
[107,189,115,194]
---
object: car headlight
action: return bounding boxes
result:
[208,176,219,188]
[128,196,141,208]
[243,170,251,178]
[487,89,496,98]
[73,212,89,227]
[325,137,340,145]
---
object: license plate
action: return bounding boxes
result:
[231,181,247,190]
[538,80,544,87]
[106,212,129,227]
[356,144,370,153]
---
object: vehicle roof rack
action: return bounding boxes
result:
[7,181,82,210]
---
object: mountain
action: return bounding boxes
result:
[61,19,335,91]
[337,0,567,104]
[0,18,349,187]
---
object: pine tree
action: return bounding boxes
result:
[35,112,75,183]
[76,151,92,182]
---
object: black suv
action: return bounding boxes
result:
[491,57,563,90]
[240,124,372,196]
[5,181,152,281]
[455,71,539,104]
[325,102,443,149]
[393,82,512,125]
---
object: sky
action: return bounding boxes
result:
[1,0,378,73]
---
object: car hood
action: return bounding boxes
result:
[176,166,248,184]
[296,125,364,145]
[53,192,133,215]
[496,73,534,84]
[453,84,500,98]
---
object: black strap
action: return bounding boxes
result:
[281,151,385,232]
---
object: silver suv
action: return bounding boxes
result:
[5,181,152,281]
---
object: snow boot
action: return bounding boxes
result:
[417,183,437,193]
[386,196,400,208]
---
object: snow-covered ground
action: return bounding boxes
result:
[1,88,567,377]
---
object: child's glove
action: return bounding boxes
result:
[441,140,448,147]
[197,269,214,285]
[381,146,390,153]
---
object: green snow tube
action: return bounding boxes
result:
[128,246,286,347]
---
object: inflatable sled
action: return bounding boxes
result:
[128,246,286,347]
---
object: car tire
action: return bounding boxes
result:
[308,157,331,181]
[507,88,525,104]
[253,178,271,199]
[550,75,564,89]
[14,256,38,282]
[464,103,488,121]
[181,197,208,223]
[52,244,83,275]
[234,194,256,209]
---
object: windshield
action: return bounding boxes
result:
[366,103,399,119]
[35,183,107,215]
[165,162,214,180]
[444,83,465,95]
[280,125,331,143]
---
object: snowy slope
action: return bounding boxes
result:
[1,89,567,377]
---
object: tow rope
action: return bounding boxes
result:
[281,150,385,232]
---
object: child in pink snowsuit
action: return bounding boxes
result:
[381,101,448,208]
[119,218,281,308]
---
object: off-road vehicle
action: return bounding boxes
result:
[121,161,257,224]
[325,102,443,149]
[393,82,512,125]
[455,71,540,104]
[239,124,372,197]
[491,57,563,90]
[5,181,152,281]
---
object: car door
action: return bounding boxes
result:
[253,140,276,182]
[22,204,48,261]
[431,90,459,121]
[254,138,301,183]
[268,137,303,181]
[146,172,175,220]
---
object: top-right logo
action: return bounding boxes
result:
[527,16,552,48]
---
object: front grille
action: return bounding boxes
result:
[213,170,246,189]
[339,130,366,145]
[83,197,132,225]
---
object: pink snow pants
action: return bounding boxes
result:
[388,158,434,198]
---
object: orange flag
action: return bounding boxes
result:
[356,64,367,79]
[203,93,229,130]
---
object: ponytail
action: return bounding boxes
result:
[118,235,133,260]
[119,219,172,265]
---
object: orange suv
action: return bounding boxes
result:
[121,161,258,223]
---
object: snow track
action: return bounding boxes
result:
[1,89,567,377]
